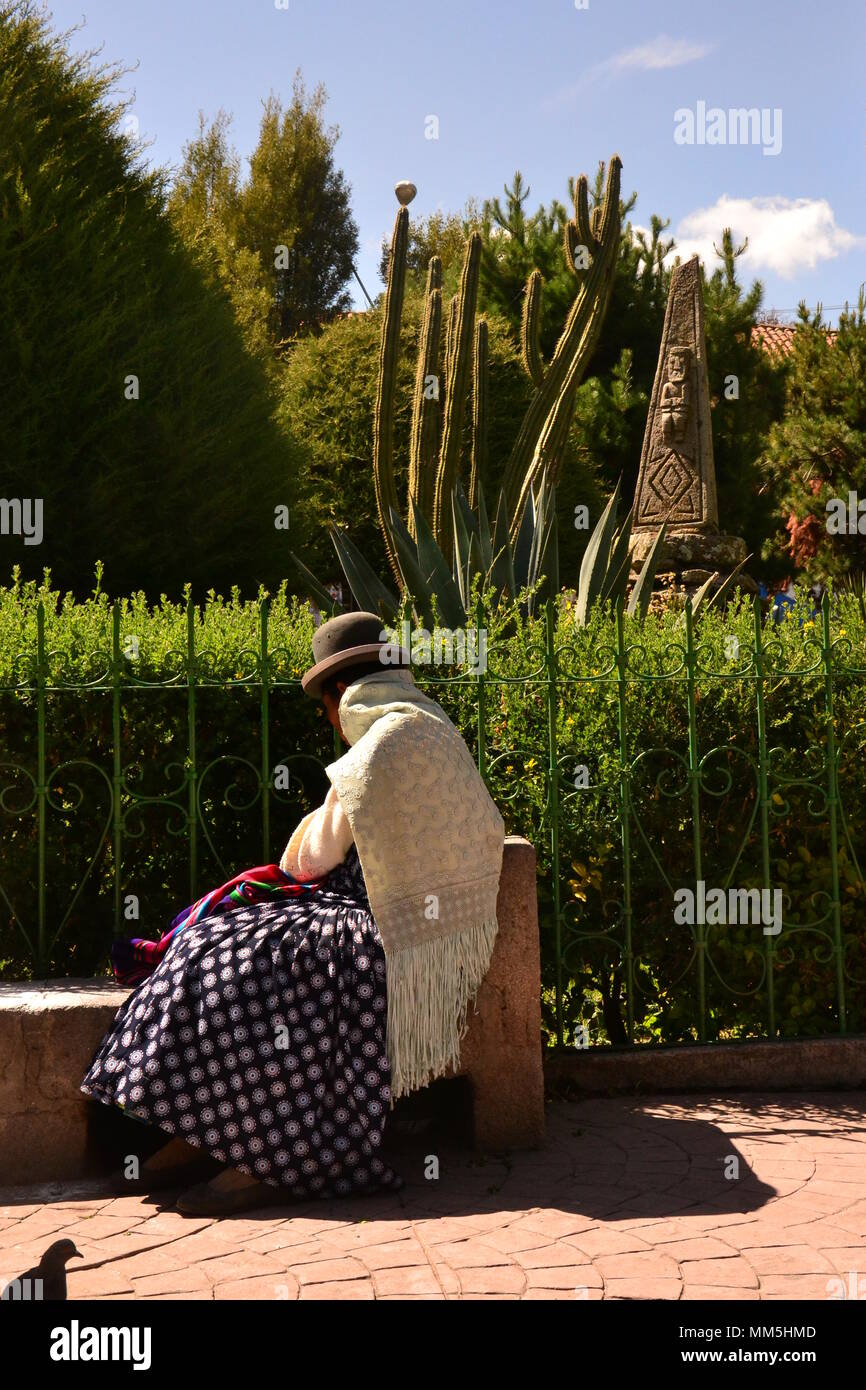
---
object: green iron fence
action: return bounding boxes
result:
[0,594,864,1047]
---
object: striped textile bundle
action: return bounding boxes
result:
[110,864,323,987]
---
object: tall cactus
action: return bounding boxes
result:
[469,316,488,512]
[408,256,443,536]
[432,230,482,550]
[370,154,622,580]
[372,207,409,584]
[520,269,545,387]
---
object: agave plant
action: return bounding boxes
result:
[574,481,668,623]
[292,477,667,628]
[293,475,557,627]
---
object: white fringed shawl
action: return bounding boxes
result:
[327,669,504,1099]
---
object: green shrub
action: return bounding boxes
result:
[1,572,864,1049]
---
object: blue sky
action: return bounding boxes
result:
[48,0,865,320]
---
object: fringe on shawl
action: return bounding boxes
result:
[385,917,499,1100]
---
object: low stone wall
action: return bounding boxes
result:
[0,836,546,1184]
[545,1035,866,1095]
[0,978,130,1185]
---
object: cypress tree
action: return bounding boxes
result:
[0,1,306,597]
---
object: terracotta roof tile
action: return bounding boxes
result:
[752,322,838,357]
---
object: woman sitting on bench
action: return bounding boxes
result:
[81,612,504,1215]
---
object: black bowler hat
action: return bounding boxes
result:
[301,610,410,699]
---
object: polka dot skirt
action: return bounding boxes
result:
[81,846,403,1199]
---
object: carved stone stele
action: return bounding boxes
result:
[630,254,747,585]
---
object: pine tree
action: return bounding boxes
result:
[171,77,359,345]
[479,172,582,359]
[168,112,272,359]
[237,75,359,341]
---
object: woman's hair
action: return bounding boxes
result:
[320,660,385,703]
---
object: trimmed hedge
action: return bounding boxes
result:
[1,572,864,1047]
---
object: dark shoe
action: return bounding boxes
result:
[110,1154,220,1196]
[175,1176,289,1217]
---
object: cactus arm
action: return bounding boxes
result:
[502,155,622,529]
[511,228,619,523]
[372,206,409,584]
[574,173,594,250]
[520,270,545,387]
[425,255,442,296]
[536,378,579,489]
[408,255,443,536]
[469,316,489,511]
[433,230,482,553]
[563,222,581,277]
[443,293,458,387]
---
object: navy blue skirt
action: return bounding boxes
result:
[81,846,403,1199]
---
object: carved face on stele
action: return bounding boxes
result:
[667,349,689,382]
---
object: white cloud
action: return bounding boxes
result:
[666,196,866,279]
[550,34,712,105]
[604,36,714,75]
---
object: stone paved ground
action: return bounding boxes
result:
[2,1093,864,1300]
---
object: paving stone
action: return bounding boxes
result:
[594,1251,680,1281]
[430,1238,510,1268]
[480,1225,550,1254]
[682,1285,760,1300]
[761,1274,845,1298]
[565,1227,654,1258]
[0,1210,82,1246]
[604,1277,682,1300]
[197,1249,288,1285]
[783,1221,866,1249]
[326,1221,412,1250]
[69,1267,137,1298]
[526,1266,602,1291]
[372,1265,443,1296]
[524,1287,604,1300]
[113,1247,194,1279]
[513,1210,598,1239]
[62,1213,147,1242]
[245,1231,340,1259]
[300,1279,375,1299]
[293,1257,368,1285]
[356,1239,428,1270]
[517,1242,590,1269]
[214,1275,299,1300]
[145,1291,214,1300]
[414,1216,485,1244]
[654,1236,738,1261]
[458,1266,527,1294]
[680,1256,759,1287]
[746,1244,836,1276]
[131,1266,214,1296]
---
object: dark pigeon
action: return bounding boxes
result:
[1,1238,82,1302]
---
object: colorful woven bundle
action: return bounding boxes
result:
[110,864,323,986]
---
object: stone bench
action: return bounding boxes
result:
[0,836,545,1184]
